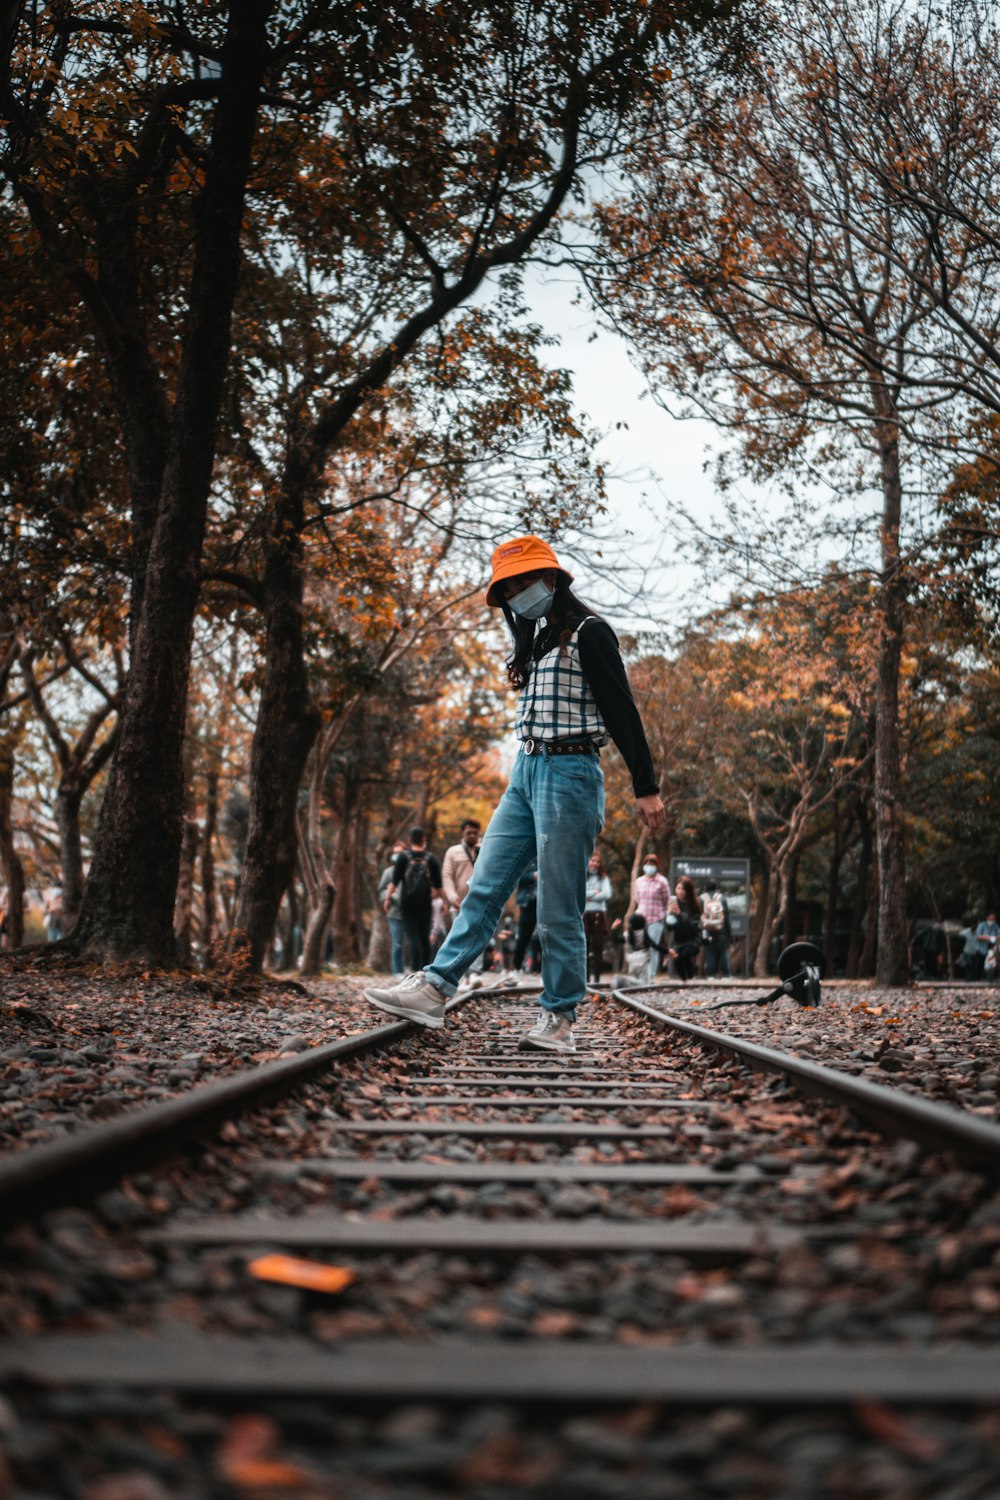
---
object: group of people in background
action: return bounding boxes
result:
[622,855,732,983]
[377,829,733,985]
[960,913,999,981]
[377,820,541,983]
[912,912,999,981]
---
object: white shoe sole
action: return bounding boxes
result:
[518,1034,575,1053]
[364,993,446,1029]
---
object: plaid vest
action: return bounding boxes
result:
[516,619,608,744]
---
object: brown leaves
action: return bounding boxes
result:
[853,1401,944,1463]
[216,1414,315,1490]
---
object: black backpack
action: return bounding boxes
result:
[399,852,432,912]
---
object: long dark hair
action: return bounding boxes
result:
[501,574,603,689]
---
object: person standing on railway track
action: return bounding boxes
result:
[364,534,665,1052]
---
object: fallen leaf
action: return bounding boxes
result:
[222,1459,313,1488]
[854,1400,944,1461]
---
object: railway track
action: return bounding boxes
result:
[3,978,1000,1495]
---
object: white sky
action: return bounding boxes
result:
[520,266,739,622]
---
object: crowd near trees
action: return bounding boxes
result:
[1,0,997,986]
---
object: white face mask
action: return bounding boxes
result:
[509,578,555,620]
[643,863,657,876]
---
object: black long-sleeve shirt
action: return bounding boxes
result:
[532,618,659,798]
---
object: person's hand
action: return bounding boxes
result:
[611,918,622,930]
[383,899,391,914]
[636,793,666,832]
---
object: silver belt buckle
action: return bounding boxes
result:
[523,737,537,755]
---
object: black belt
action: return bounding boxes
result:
[522,738,599,757]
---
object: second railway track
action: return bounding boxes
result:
[3,978,1000,1495]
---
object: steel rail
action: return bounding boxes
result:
[0,989,490,1229]
[611,988,1000,1173]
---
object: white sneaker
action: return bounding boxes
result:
[518,1010,575,1053]
[363,972,446,1028]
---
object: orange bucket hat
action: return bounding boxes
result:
[486,535,573,607]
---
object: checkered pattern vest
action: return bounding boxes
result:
[516,618,608,744]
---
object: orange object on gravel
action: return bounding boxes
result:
[248,1254,355,1294]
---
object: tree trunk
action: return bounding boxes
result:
[366,905,391,972]
[824,797,846,977]
[231,474,320,972]
[56,787,86,929]
[0,746,25,949]
[845,796,873,978]
[201,766,218,959]
[300,880,335,977]
[781,851,799,953]
[274,880,298,972]
[860,835,879,978]
[753,862,781,977]
[70,0,272,964]
[366,830,394,972]
[173,815,199,963]
[331,803,360,964]
[872,408,910,985]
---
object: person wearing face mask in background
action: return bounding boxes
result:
[633,852,671,982]
[364,534,665,1053]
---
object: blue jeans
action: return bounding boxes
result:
[646,920,665,981]
[387,913,405,974]
[426,749,605,1018]
[704,935,730,977]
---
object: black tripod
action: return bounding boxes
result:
[702,941,824,1011]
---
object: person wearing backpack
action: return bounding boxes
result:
[382,828,444,972]
[701,879,732,978]
[364,534,665,1053]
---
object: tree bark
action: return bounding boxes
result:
[781,851,799,953]
[201,766,218,960]
[173,815,199,963]
[71,1,272,963]
[860,833,880,978]
[300,880,335,977]
[0,743,24,949]
[55,788,85,928]
[753,862,781,978]
[845,792,873,978]
[331,805,360,963]
[871,406,910,986]
[824,796,847,977]
[366,830,394,972]
[366,904,391,972]
[273,881,299,972]
[230,467,320,971]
